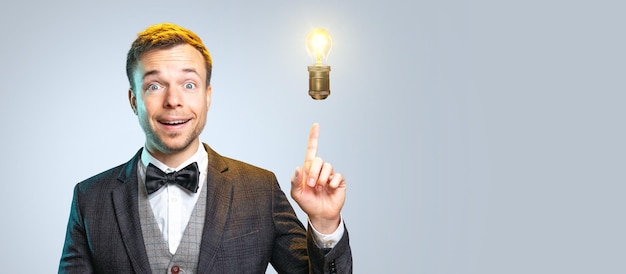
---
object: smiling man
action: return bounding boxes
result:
[59,23,352,274]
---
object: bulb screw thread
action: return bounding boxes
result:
[307,65,331,100]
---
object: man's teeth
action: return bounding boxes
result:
[162,120,187,125]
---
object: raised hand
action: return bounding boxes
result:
[291,123,346,234]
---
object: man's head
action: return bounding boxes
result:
[127,23,213,166]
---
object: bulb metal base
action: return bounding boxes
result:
[307,65,331,100]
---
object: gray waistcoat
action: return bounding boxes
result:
[138,181,207,274]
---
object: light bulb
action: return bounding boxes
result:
[306,28,332,100]
[306,28,332,66]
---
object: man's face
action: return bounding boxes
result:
[129,44,212,163]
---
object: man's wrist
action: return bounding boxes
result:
[308,216,344,249]
[309,216,341,234]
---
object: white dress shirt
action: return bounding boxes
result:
[138,142,208,253]
[138,142,343,254]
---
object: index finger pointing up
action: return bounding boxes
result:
[305,123,320,162]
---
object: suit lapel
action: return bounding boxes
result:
[197,144,234,272]
[112,149,152,274]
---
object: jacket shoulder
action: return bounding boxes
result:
[223,156,273,175]
[74,164,126,196]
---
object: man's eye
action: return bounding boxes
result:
[147,84,161,91]
[184,83,196,89]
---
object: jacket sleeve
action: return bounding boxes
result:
[307,224,352,274]
[58,184,95,274]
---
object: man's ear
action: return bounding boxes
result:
[206,85,213,109]
[128,89,137,115]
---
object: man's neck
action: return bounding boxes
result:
[146,140,201,168]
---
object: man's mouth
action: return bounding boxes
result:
[159,119,191,126]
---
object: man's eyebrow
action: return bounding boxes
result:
[182,68,201,77]
[142,69,159,80]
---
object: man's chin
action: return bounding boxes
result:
[162,141,195,153]
[149,137,197,155]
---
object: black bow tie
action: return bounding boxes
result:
[145,162,200,195]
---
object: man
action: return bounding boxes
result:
[59,23,352,273]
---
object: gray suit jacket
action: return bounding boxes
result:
[59,144,352,273]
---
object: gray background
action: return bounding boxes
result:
[1,0,625,273]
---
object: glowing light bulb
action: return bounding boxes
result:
[306,28,332,100]
[306,28,332,66]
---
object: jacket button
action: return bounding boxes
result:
[171,265,180,274]
[329,260,337,274]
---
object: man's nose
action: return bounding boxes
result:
[163,87,183,108]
